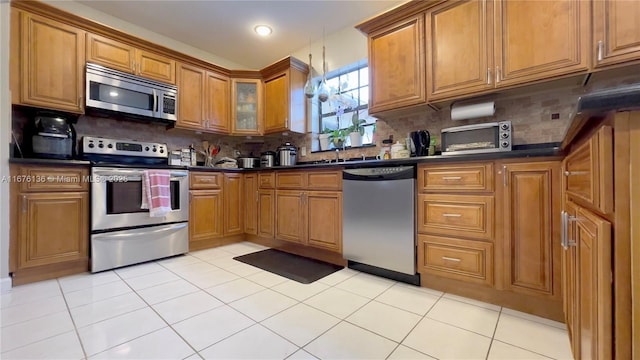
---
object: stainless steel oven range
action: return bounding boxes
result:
[81,136,189,272]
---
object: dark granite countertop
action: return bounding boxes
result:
[9,143,562,171]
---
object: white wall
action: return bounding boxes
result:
[1,1,12,292]
[290,26,368,78]
[41,0,245,69]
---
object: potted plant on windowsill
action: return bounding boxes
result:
[318,128,332,151]
[330,128,347,149]
[348,112,366,148]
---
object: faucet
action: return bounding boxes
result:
[335,149,340,163]
[361,153,366,161]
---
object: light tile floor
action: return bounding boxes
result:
[0,242,573,360]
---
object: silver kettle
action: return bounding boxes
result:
[276,142,297,166]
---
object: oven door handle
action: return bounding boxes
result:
[92,168,188,179]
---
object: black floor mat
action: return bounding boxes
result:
[233,249,343,284]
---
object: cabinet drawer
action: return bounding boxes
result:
[418,163,493,192]
[276,172,305,189]
[564,125,613,214]
[13,166,89,192]
[190,172,222,189]
[307,170,342,190]
[258,172,275,189]
[417,194,494,241]
[418,235,493,285]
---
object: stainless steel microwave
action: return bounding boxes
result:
[85,63,177,123]
[440,121,512,155]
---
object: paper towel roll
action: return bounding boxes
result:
[451,101,495,121]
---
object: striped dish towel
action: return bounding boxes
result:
[141,170,172,217]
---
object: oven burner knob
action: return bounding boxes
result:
[98,143,104,148]
[500,132,510,139]
[152,147,157,152]
[500,123,510,130]
[501,141,510,148]
[107,143,113,149]
[88,143,95,148]
[145,147,150,151]
[159,148,164,153]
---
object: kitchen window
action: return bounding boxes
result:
[319,64,375,148]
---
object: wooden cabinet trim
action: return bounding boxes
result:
[189,172,222,189]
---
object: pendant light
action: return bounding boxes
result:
[303,53,316,99]
[317,45,330,103]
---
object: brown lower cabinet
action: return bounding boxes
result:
[9,165,90,285]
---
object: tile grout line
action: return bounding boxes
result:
[484,306,504,360]
[57,277,90,360]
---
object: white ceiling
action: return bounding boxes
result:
[76,0,406,69]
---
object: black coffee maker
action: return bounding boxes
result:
[409,130,430,156]
[23,111,77,159]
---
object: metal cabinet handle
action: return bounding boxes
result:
[442,256,461,262]
[132,61,135,72]
[567,214,577,247]
[597,40,604,62]
[503,165,507,187]
[487,68,491,85]
[495,66,500,84]
[442,176,462,180]
[442,213,462,217]
[564,170,588,176]
[561,211,567,249]
[285,118,289,128]
[22,195,27,213]
[255,190,259,203]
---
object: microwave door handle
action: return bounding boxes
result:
[152,89,158,114]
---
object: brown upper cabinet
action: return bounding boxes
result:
[426,0,590,101]
[426,0,494,101]
[365,13,426,114]
[494,0,590,87]
[86,33,176,84]
[176,62,231,134]
[593,0,640,68]
[12,10,86,114]
[261,57,308,134]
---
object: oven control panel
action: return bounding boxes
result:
[81,136,168,158]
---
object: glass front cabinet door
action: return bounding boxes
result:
[232,79,262,135]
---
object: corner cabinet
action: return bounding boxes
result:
[497,161,561,300]
[494,0,590,87]
[231,78,263,135]
[261,57,308,134]
[365,13,426,114]
[593,0,640,68]
[12,10,85,113]
[9,165,90,286]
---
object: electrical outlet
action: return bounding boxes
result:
[301,146,307,157]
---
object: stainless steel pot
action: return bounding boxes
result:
[237,157,259,168]
[277,143,297,166]
[260,151,276,168]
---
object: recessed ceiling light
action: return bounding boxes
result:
[254,25,272,37]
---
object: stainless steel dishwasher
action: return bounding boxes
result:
[342,166,420,285]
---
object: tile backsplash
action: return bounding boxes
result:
[11,69,640,164]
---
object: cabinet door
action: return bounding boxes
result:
[258,189,275,238]
[243,174,258,235]
[176,63,205,130]
[18,192,88,269]
[205,71,231,134]
[20,12,85,113]
[86,33,135,73]
[223,173,243,236]
[275,190,305,243]
[495,0,589,87]
[306,191,342,252]
[264,72,289,134]
[593,0,640,68]
[368,13,425,113]
[562,200,579,359]
[189,190,223,243]
[501,161,560,299]
[426,0,494,100]
[232,79,262,135]
[136,50,176,84]
[575,207,612,360]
